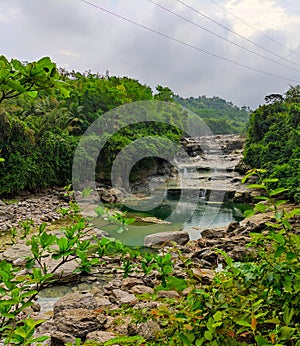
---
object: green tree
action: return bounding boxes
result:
[0,56,69,103]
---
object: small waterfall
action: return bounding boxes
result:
[183,167,188,178]
[163,189,168,199]
[199,189,206,199]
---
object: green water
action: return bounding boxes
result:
[93,195,248,247]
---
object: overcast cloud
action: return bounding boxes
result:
[1,0,300,108]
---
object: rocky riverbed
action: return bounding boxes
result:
[2,206,299,345]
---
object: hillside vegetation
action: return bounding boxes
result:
[243,86,300,202]
[0,57,248,196]
[175,95,250,134]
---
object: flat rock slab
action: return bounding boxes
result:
[144,231,190,247]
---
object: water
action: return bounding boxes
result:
[93,193,248,246]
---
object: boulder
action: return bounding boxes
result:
[144,231,190,247]
[53,292,98,316]
[54,308,107,338]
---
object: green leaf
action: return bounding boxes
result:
[262,178,279,183]
[254,335,269,345]
[273,233,285,246]
[204,331,213,341]
[254,196,270,201]
[269,187,288,196]
[236,320,251,327]
[213,311,222,322]
[255,203,267,213]
[162,264,173,274]
[279,326,295,340]
[246,184,267,190]
[244,209,255,218]
[283,306,294,325]
[26,90,38,98]
[274,246,285,258]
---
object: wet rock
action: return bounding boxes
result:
[144,231,190,247]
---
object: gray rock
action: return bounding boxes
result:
[157,290,180,299]
[54,308,107,338]
[110,289,137,305]
[53,292,98,316]
[144,231,190,247]
[128,320,160,339]
[130,285,154,295]
[86,331,116,343]
[51,331,76,346]
[121,277,144,290]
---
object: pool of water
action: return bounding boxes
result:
[93,194,248,247]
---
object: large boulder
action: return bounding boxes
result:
[54,308,107,339]
[144,231,190,247]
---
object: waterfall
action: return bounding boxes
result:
[199,189,206,199]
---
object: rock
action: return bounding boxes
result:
[54,308,107,338]
[53,292,98,316]
[144,231,190,247]
[157,290,180,299]
[110,289,138,305]
[226,221,240,233]
[51,331,76,346]
[192,268,215,284]
[130,285,154,295]
[0,199,6,206]
[201,228,226,239]
[121,277,144,290]
[110,188,123,202]
[128,320,160,339]
[86,331,117,343]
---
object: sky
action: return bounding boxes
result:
[1,0,300,109]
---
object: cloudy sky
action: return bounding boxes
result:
[1,0,300,108]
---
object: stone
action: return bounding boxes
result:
[226,221,240,233]
[157,290,180,299]
[121,277,144,290]
[51,331,76,346]
[86,331,117,343]
[130,285,154,295]
[54,308,107,338]
[110,289,138,305]
[201,228,225,239]
[94,296,113,307]
[192,268,215,284]
[144,231,190,247]
[128,320,161,339]
[53,292,98,316]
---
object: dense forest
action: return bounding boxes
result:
[243,86,300,202]
[175,95,250,134]
[0,57,249,196]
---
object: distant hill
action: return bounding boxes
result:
[175,95,250,135]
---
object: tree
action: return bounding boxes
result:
[0,56,69,103]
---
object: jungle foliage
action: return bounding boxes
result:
[0,57,247,195]
[243,86,300,202]
[175,95,250,134]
